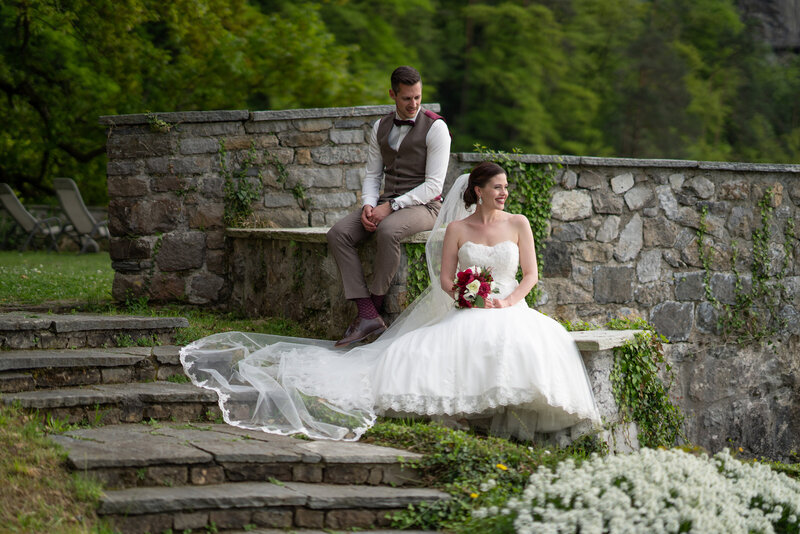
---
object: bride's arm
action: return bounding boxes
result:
[488,216,538,308]
[439,224,460,298]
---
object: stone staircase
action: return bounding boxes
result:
[0,313,448,533]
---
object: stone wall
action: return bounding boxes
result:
[100,105,435,304]
[102,106,800,460]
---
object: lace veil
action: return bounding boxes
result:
[180,173,474,440]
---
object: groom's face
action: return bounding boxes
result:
[390,82,422,120]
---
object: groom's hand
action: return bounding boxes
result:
[361,205,378,232]
[369,202,392,226]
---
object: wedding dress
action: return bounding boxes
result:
[181,175,601,441]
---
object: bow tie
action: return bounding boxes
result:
[393,118,415,127]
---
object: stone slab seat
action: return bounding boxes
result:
[225,226,430,244]
[0,312,189,350]
[51,423,424,489]
[99,481,449,533]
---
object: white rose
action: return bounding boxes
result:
[466,279,481,296]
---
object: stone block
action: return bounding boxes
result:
[150,273,186,302]
[295,148,312,164]
[330,129,365,144]
[287,166,343,188]
[592,191,623,214]
[108,175,149,197]
[190,465,226,485]
[650,301,693,341]
[209,509,252,530]
[207,230,225,250]
[179,121,245,136]
[596,216,620,243]
[561,169,578,189]
[293,464,323,482]
[189,203,224,229]
[727,206,754,239]
[674,271,704,301]
[188,273,225,303]
[635,281,673,307]
[101,367,133,384]
[180,137,220,155]
[309,192,357,209]
[686,176,715,199]
[636,249,662,283]
[614,214,643,262]
[264,193,297,208]
[326,509,376,529]
[574,242,613,263]
[294,118,333,131]
[295,509,325,528]
[311,145,367,165]
[324,465,370,484]
[578,171,606,190]
[669,173,685,189]
[624,184,654,210]
[542,241,571,277]
[245,119,292,134]
[643,217,679,248]
[655,185,680,223]
[593,266,634,303]
[710,272,750,305]
[174,511,209,531]
[346,167,364,190]
[157,232,206,271]
[106,159,142,176]
[278,130,329,147]
[611,172,634,194]
[126,198,181,234]
[169,155,213,175]
[253,509,293,528]
[551,190,592,221]
[107,133,175,158]
[112,273,146,301]
[206,249,226,274]
[201,175,225,199]
[109,237,153,261]
[551,222,586,242]
[696,301,721,334]
[110,513,173,534]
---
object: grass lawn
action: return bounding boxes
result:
[0,251,114,306]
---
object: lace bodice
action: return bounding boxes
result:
[458,241,519,299]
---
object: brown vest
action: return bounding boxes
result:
[376,109,444,199]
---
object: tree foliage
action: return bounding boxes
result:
[1,0,798,204]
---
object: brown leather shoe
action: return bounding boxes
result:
[334,316,387,348]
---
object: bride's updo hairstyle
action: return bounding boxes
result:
[463,161,506,208]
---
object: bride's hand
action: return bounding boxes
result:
[486,297,509,309]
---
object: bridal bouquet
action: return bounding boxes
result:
[452,266,497,308]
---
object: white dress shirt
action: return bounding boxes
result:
[362,109,451,209]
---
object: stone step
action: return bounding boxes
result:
[2,381,220,424]
[0,312,188,349]
[99,480,448,534]
[227,530,432,534]
[0,346,185,392]
[51,423,423,490]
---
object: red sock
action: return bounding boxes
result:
[355,297,379,319]
[371,294,385,313]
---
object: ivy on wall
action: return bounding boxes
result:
[220,140,260,227]
[698,186,797,344]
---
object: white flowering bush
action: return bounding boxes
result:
[470,448,800,534]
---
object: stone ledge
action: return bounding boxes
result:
[457,152,800,173]
[0,313,188,332]
[99,110,250,126]
[570,329,642,352]
[225,227,430,244]
[251,103,441,122]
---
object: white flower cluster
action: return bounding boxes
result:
[472,448,800,534]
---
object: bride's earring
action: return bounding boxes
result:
[478,196,483,205]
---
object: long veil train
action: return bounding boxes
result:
[180,174,475,440]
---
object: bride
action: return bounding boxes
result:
[181,162,601,441]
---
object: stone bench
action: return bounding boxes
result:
[226,227,429,339]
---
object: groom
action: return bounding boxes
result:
[327,65,451,347]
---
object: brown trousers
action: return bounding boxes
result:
[327,200,441,299]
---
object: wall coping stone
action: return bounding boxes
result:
[570,329,642,352]
[99,110,250,126]
[456,152,800,173]
[99,104,442,126]
[225,227,430,244]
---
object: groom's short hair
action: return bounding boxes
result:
[391,66,421,92]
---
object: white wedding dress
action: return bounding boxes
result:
[181,175,600,441]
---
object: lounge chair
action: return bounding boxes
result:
[0,183,63,251]
[53,177,110,253]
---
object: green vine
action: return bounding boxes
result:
[699,187,793,344]
[266,152,312,211]
[220,140,260,226]
[145,111,177,133]
[404,243,429,301]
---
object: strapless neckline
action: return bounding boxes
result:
[460,240,517,250]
